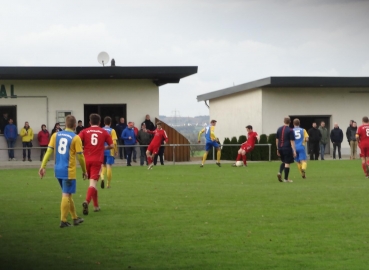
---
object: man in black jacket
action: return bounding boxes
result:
[115,117,127,159]
[346,120,354,146]
[330,123,343,159]
[308,122,321,160]
[142,114,155,131]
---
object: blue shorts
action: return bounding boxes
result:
[205,141,219,151]
[104,156,115,165]
[58,179,76,194]
[295,146,307,162]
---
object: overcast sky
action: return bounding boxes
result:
[1,0,368,116]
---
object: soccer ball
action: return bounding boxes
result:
[235,161,243,167]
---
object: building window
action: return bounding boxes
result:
[56,111,72,130]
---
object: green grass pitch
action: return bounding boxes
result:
[0,160,368,270]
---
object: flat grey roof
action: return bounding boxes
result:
[0,66,198,86]
[197,76,369,101]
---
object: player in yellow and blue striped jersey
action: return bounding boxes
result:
[197,119,221,167]
[39,115,88,228]
[293,118,309,179]
[100,116,118,189]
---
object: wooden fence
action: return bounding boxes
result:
[155,118,190,162]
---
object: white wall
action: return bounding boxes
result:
[262,87,369,155]
[0,79,159,160]
[209,88,262,143]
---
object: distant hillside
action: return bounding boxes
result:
[157,115,210,155]
[158,115,209,127]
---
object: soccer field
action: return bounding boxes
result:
[0,160,368,270]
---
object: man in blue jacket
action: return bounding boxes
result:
[121,122,136,166]
[4,118,18,161]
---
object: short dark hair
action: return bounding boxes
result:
[65,115,76,129]
[89,114,101,125]
[284,117,290,125]
[78,120,82,123]
[156,122,162,126]
[362,116,368,123]
[293,118,300,126]
[104,116,111,125]
[246,125,252,130]
[41,124,46,129]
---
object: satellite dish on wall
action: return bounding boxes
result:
[97,52,110,66]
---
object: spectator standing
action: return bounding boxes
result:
[348,122,358,159]
[0,112,9,134]
[137,123,152,166]
[4,118,18,161]
[115,117,127,159]
[20,121,34,162]
[37,124,50,161]
[121,122,136,166]
[142,114,155,131]
[76,120,85,134]
[330,123,343,160]
[308,123,321,160]
[132,122,139,163]
[51,123,63,136]
[318,121,329,160]
[346,120,354,146]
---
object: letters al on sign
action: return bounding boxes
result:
[0,85,17,98]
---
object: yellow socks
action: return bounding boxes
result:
[101,166,106,180]
[301,161,307,171]
[202,153,208,165]
[107,166,112,187]
[61,196,70,222]
[217,150,221,162]
[69,196,78,219]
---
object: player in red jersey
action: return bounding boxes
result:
[232,125,258,167]
[145,122,168,170]
[78,114,114,214]
[356,116,369,178]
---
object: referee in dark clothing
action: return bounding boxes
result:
[276,117,296,183]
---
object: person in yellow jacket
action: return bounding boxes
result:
[20,121,34,161]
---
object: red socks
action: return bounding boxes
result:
[86,186,98,207]
[362,163,368,175]
[147,156,152,164]
[236,154,241,161]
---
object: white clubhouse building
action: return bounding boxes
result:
[197,77,369,156]
[0,66,197,161]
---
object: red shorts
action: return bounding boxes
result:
[86,160,102,180]
[147,144,160,155]
[241,144,254,152]
[359,144,369,158]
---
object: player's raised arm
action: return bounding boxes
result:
[197,128,205,143]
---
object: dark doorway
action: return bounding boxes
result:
[0,105,17,134]
[289,115,331,154]
[84,104,126,128]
